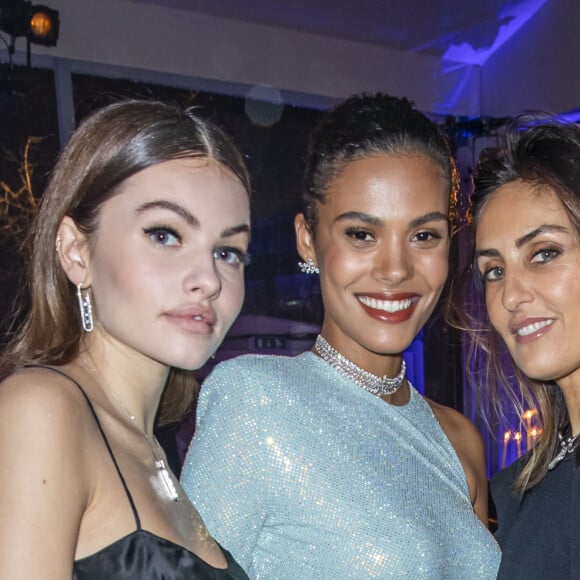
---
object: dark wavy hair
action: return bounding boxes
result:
[460,111,580,492]
[301,92,459,233]
[0,99,251,425]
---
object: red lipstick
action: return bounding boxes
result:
[356,293,419,323]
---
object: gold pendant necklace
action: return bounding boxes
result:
[81,357,180,502]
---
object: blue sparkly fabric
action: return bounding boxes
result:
[181,352,500,579]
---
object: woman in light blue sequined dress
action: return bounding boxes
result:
[181,93,501,579]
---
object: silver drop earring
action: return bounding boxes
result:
[77,283,94,332]
[298,258,319,275]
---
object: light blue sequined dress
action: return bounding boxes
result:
[181,352,500,579]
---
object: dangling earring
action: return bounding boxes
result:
[298,258,319,275]
[77,283,94,332]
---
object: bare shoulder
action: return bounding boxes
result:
[426,398,483,449]
[0,367,94,576]
[0,366,90,432]
[0,366,95,479]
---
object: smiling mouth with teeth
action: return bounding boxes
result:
[358,296,414,313]
[516,319,554,336]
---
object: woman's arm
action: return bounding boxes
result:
[0,370,90,579]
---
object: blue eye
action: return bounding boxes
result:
[530,248,560,264]
[213,247,251,266]
[483,266,504,282]
[143,227,181,247]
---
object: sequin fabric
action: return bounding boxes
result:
[181,352,500,579]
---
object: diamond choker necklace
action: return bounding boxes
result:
[314,335,406,396]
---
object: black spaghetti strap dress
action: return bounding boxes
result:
[27,366,249,580]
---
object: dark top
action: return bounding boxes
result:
[28,366,248,580]
[491,448,580,579]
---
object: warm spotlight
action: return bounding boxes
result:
[28,5,59,46]
[0,0,59,47]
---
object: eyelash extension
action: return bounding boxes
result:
[142,225,182,245]
[413,230,443,242]
[482,265,505,283]
[531,247,561,263]
[214,246,252,266]
[344,226,373,241]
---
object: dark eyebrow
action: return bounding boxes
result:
[222,224,251,238]
[136,200,198,227]
[476,224,570,259]
[515,225,569,248]
[475,248,500,260]
[335,210,448,229]
[335,211,383,227]
[136,199,250,238]
[409,211,448,229]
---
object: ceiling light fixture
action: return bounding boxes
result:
[0,0,59,66]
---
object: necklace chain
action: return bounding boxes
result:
[80,357,180,501]
[548,431,580,471]
[314,335,406,397]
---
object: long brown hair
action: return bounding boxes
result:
[453,111,580,492]
[0,99,251,425]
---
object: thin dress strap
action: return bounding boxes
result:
[24,364,142,530]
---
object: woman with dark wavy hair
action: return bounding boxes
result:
[182,93,500,579]
[0,100,251,579]
[466,111,580,579]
